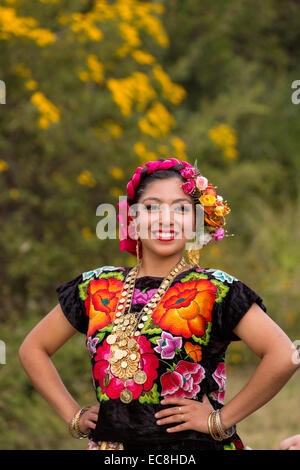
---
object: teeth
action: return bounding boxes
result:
[153,232,177,238]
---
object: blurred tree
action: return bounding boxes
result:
[0,0,188,319]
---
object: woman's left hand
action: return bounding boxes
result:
[155,394,214,434]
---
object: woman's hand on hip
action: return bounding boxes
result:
[154,394,214,434]
[79,404,100,433]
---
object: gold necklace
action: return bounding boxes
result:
[105,256,188,404]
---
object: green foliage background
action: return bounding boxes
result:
[0,0,299,450]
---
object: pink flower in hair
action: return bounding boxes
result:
[195,176,208,191]
[213,227,225,241]
[180,167,196,179]
[182,179,195,194]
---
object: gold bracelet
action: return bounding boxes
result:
[68,407,91,439]
[216,409,235,439]
[208,411,223,441]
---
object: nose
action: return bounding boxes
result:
[159,204,173,229]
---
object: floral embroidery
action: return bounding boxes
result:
[82,266,124,281]
[85,278,123,336]
[206,269,238,283]
[154,331,182,359]
[184,342,202,362]
[93,336,159,401]
[161,360,205,399]
[87,336,99,356]
[152,279,217,339]
[64,265,250,448]
[210,362,226,404]
[87,440,124,450]
[139,383,160,404]
[132,287,159,304]
[210,280,230,303]
[224,438,244,450]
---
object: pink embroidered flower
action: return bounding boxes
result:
[161,360,205,399]
[211,362,226,404]
[195,176,208,191]
[93,336,159,400]
[180,167,196,179]
[132,287,159,304]
[154,331,182,359]
[213,227,225,242]
[87,337,99,356]
[182,179,195,194]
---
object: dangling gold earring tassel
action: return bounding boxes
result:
[187,245,201,267]
[136,239,142,265]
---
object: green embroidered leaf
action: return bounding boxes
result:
[96,386,109,402]
[140,317,162,335]
[180,272,208,283]
[95,324,113,342]
[78,278,93,301]
[192,321,212,346]
[139,383,160,404]
[224,442,236,450]
[99,272,124,281]
[210,280,230,303]
[149,336,161,345]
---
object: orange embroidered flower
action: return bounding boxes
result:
[185,342,202,362]
[85,278,122,336]
[152,280,217,338]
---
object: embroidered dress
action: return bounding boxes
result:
[56,265,267,451]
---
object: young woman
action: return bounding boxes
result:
[19,158,299,450]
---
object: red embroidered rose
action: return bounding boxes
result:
[161,360,205,399]
[85,278,123,337]
[211,362,226,404]
[93,335,159,401]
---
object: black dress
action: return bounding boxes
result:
[56,265,267,450]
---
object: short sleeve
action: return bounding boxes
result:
[216,280,267,342]
[56,273,88,335]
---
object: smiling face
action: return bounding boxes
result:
[129,176,197,258]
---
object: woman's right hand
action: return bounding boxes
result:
[79,404,100,433]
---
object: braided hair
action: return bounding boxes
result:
[128,158,200,210]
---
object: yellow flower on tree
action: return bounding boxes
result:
[208,123,238,160]
[0,160,9,172]
[138,102,175,138]
[77,170,97,188]
[131,49,155,65]
[0,7,55,45]
[107,72,157,116]
[109,167,124,180]
[30,92,60,128]
[152,65,186,105]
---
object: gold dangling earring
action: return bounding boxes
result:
[135,238,142,267]
[187,246,200,267]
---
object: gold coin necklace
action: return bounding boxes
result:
[105,257,188,404]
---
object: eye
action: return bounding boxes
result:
[174,205,191,212]
[145,204,160,211]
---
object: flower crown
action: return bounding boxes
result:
[179,161,232,247]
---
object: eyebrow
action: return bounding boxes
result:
[141,197,192,204]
